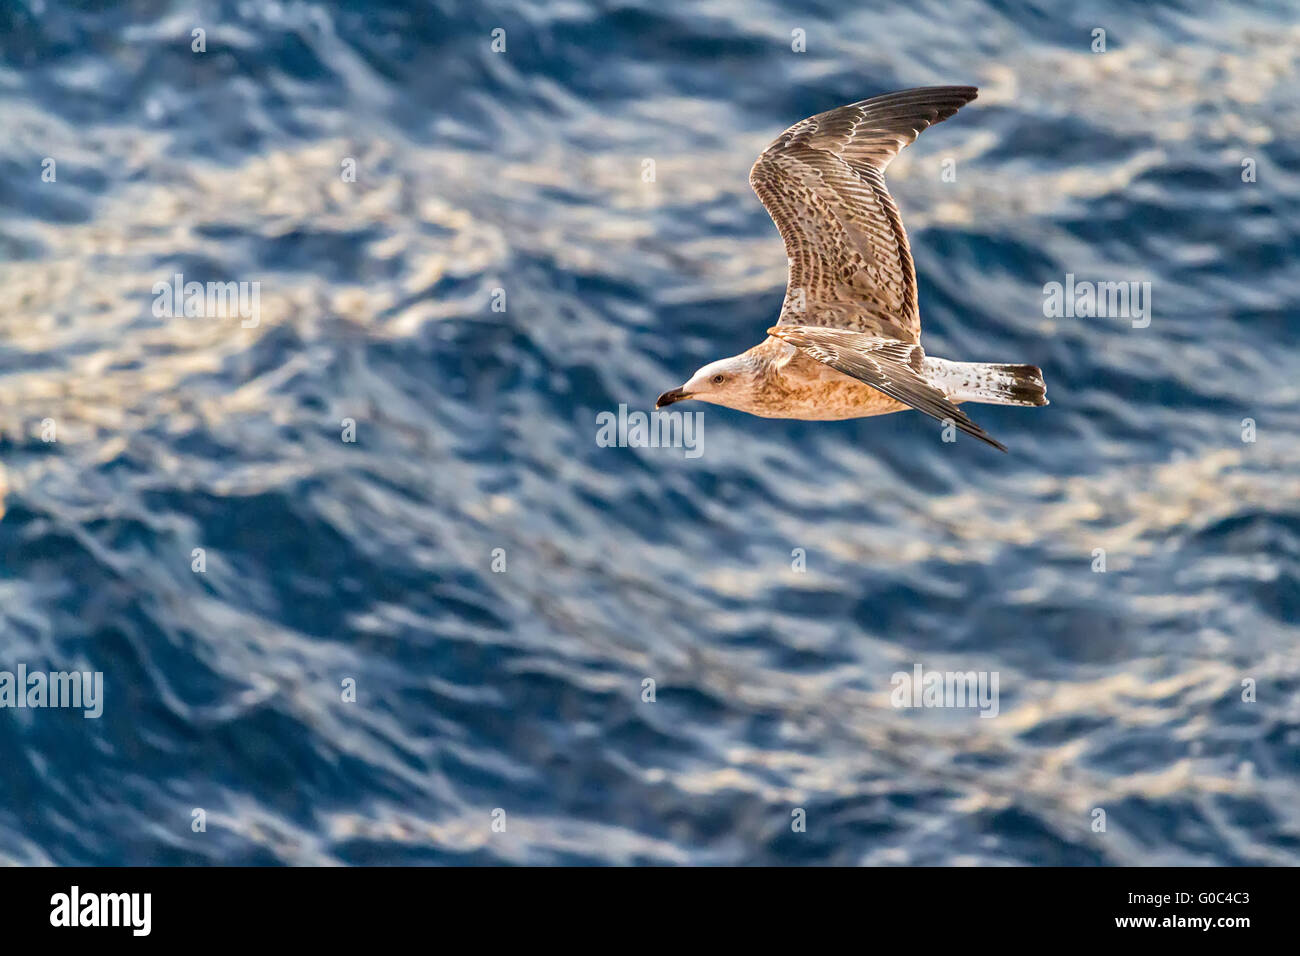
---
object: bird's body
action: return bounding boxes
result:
[693,337,907,420]
[657,86,1048,451]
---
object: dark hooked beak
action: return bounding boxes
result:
[655,387,690,409]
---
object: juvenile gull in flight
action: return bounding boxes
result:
[656,86,1047,452]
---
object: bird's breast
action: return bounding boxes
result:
[749,365,908,420]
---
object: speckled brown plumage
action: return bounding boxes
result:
[657,86,1048,452]
[749,85,978,342]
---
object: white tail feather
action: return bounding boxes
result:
[923,357,1049,407]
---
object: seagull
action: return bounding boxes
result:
[656,86,1046,452]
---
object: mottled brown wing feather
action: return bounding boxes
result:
[769,325,1007,452]
[749,86,978,343]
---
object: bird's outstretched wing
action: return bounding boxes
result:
[769,326,1007,452]
[749,86,978,344]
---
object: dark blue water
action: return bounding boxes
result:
[0,0,1297,865]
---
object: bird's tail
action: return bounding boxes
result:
[923,358,1049,407]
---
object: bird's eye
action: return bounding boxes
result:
[712,374,726,385]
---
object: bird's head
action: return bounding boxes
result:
[656,355,765,412]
